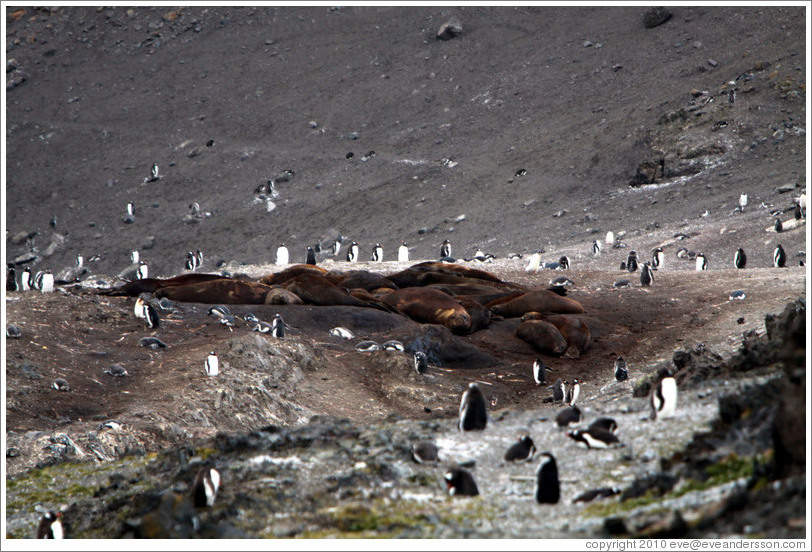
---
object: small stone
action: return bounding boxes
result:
[643,7,672,28]
[308,120,318,128]
[437,16,462,40]
[708,59,718,67]
[583,40,592,48]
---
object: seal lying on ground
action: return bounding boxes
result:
[283,273,394,311]
[380,287,473,335]
[155,279,276,304]
[515,319,569,356]
[487,289,584,318]
[259,264,328,286]
[101,273,232,297]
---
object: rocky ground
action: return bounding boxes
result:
[3,4,808,542]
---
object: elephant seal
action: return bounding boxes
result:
[328,270,398,291]
[457,297,491,332]
[542,314,592,355]
[515,320,568,356]
[408,261,504,283]
[283,273,392,311]
[263,286,304,305]
[102,273,228,297]
[155,279,274,304]
[380,287,473,335]
[259,264,328,286]
[487,290,584,318]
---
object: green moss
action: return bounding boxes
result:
[407,472,438,487]
[194,447,218,461]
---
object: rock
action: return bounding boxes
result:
[437,16,462,40]
[399,324,497,369]
[643,7,672,29]
[10,230,35,245]
[126,492,200,538]
[621,472,677,501]
[626,509,688,538]
[141,236,156,250]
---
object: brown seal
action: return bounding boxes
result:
[457,297,491,332]
[380,287,473,335]
[283,273,393,311]
[154,279,274,304]
[102,273,228,297]
[542,314,592,355]
[515,320,568,356]
[263,286,304,305]
[408,261,504,283]
[327,270,398,291]
[487,290,584,318]
[259,264,328,286]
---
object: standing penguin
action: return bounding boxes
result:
[592,240,601,256]
[414,351,428,375]
[185,251,199,271]
[398,242,410,263]
[652,247,664,270]
[40,270,55,293]
[372,243,384,262]
[7,267,18,292]
[614,357,629,382]
[205,351,219,376]
[532,358,549,385]
[192,467,221,508]
[773,244,787,268]
[144,304,160,329]
[695,253,708,271]
[626,251,639,272]
[459,383,488,431]
[36,511,64,539]
[795,203,803,220]
[534,452,560,504]
[271,313,286,338]
[640,261,654,287]
[550,378,565,403]
[650,367,678,420]
[774,218,783,233]
[275,243,289,266]
[734,248,747,269]
[738,193,748,212]
[123,201,135,224]
[440,239,452,259]
[306,246,317,266]
[525,251,542,273]
[21,266,32,291]
[330,239,342,257]
[565,379,581,406]
[605,231,615,246]
[131,250,140,265]
[347,241,359,263]
[136,261,149,280]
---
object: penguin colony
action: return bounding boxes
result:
[9,175,805,533]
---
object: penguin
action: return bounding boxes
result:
[21,266,32,291]
[192,467,221,508]
[329,327,354,340]
[49,214,57,230]
[440,239,452,259]
[534,452,560,504]
[614,357,629,382]
[355,341,381,352]
[738,193,748,212]
[734,248,747,269]
[592,240,601,256]
[640,261,654,287]
[189,202,201,216]
[444,467,479,497]
[555,406,582,429]
[728,88,736,104]
[139,336,167,349]
[185,251,199,271]
[558,255,570,270]
[208,305,231,319]
[372,243,383,262]
[652,247,664,269]
[382,340,404,351]
[588,417,619,434]
[136,261,149,280]
[219,315,237,331]
[572,487,621,503]
[795,203,803,220]
[774,218,783,233]
[504,434,536,462]
[605,231,615,246]
[271,313,286,338]
[55,255,87,284]
[565,379,581,406]
[800,193,807,219]
[613,279,630,288]
[650,367,678,420]
[525,251,542,273]
[347,241,359,262]
[695,253,708,271]
[133,296,147,319]
[7,267,18,292]
[773,244,787,268]
[123,201,135,224]
[459,382,488,431]
[242,313,260,324]
[131,250,140,265]
[40,270,54,293]
[6,325,22,339]
[514,168,527,178]
[205,351,219,377]
[52,378,71,392]
[729,290,746,301]
[550,378,565,403]
[398,242,410,263]
[251,321,273,333]
[99,419,124,431]
[104,364,129,377]
[412,441,439,464]
[327,238,341,257]
[36,511,64,539]
[275,243,289,266]
[619,261,627,271]
[566,427,622,449]
[194,250,203,268]
[626,251,638,272]
[144,304,160,329]
[306,246,317,266]
[414,351,429,375]
[532,358,549,385]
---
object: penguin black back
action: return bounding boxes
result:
[459,383,488,431]
[504,434,536,462]
[444,467,479,497]
[534,452,560,504]
[306,246,317,266]
[734,248,747,269]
